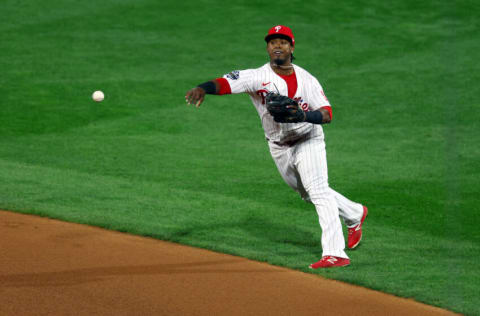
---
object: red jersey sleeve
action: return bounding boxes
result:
[215,78,231,95]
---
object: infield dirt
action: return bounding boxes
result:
[0,210,458,315]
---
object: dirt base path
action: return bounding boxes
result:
[0,210,457,316]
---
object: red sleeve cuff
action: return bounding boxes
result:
[321,106,332,120]
[215,78,231,95]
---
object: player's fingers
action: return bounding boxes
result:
[185,89,198,105]
[188,95,196,105]
[187,96,197,106]
[185,88,205,107]
[195,96,203,108]
[191,94,200,106]
[185,91,193,105]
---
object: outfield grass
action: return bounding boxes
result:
[1,0,479,314]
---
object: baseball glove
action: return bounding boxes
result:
[265,92,305,123]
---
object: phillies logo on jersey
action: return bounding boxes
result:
[293,97,310,112]
[256,89,269,104]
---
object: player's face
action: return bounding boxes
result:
[267,38,294,65]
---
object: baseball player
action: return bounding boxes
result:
[185,25,368,268]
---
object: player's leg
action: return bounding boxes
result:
[328,188,368,249]
[328,188,364,227]
[294,138,348,260]
[268,143,309,199]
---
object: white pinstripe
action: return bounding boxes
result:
[224,63,363,258]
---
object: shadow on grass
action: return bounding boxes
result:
[167,214,321,258]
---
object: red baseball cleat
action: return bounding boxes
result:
[309,256,350,269]
[348,205,368,249]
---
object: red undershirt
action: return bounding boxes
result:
[277,71,298,99]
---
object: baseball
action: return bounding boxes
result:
[92,90,104,102]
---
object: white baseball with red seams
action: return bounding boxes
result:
[222,63,364,259]
[92,90,104,102]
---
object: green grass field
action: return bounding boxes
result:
[1,0,479,314]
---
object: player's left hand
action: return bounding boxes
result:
[185,87,206,108]
[266,92,306,123]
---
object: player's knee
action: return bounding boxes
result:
[307,185,334,206]
[304,179,328,198]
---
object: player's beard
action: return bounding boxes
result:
[273,57,287,66]
[271,56,293,70]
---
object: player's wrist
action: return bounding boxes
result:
[197,81,216,94]
[305,111,323,124]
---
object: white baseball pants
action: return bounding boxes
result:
[268,133,364,259]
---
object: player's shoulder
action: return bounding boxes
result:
[245,63,271,75]
[224,64,265,80]
[293,64,317,79]
[225,64,272,84]
[294,64,324,88]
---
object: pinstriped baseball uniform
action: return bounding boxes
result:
[222,63,364,259]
